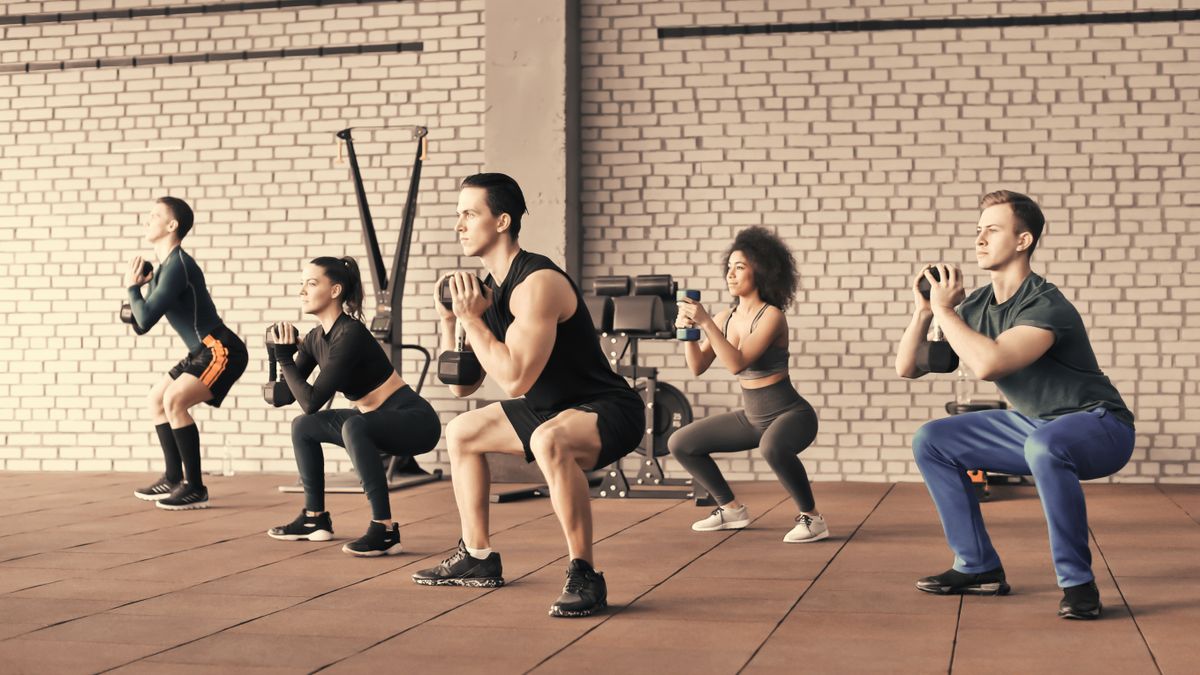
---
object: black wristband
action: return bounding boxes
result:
[273,340,298,364]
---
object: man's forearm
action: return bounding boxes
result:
[459,317,520,391]
[896,309,934,378]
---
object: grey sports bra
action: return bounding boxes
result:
[723,304,790,381]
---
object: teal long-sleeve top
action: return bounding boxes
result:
[126,246,224,353]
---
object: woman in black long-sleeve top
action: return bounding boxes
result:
[267,256,441,556]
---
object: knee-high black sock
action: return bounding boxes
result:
[155,423,184,483]
[171,424,204,488]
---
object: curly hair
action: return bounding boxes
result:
[722,226,799,310]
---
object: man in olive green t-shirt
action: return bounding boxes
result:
[896,190,1135,621]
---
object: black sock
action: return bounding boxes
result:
[171,424,204,488]
[155,423,184,483]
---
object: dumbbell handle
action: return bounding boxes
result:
[675,289,701,341]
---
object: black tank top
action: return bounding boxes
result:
[483,250,633,411]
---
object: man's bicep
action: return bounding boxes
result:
[995,325,1056,372]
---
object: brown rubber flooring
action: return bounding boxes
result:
[0,472,1197,674]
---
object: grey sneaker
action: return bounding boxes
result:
[691,505,751,532]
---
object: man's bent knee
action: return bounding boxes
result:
[446,413,486,456]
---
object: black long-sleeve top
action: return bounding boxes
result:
[274,313,394,415]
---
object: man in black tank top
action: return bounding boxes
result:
[412,174,643,618]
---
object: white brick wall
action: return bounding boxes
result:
[579,0,1200,484]
[1,0,1197,485]
[0,0,485,475]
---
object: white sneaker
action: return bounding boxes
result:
[691,505,751,532]
[784,513,829,543]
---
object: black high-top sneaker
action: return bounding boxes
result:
[155,483,209,511]
[916,566,1010,596]
[134,475,180,501]
[268,509,334,542]
[549,558,607,618]
[411,540,504,587]
[342,521,403,557]
[1059,580,1102,620]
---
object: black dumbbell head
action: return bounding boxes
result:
[438,274,484,309]
[140,260,153,277]
[917,265,942,300]
[437,351,482,385]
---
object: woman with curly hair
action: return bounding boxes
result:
[669,226,827,542]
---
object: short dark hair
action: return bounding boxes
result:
[157,196,194,240]
[980,190,1045,258]
[461,173,529,239]
[722,226,799,310]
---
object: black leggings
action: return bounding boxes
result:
[668,381,819,512]
[290,386,441,520]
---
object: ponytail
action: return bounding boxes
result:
[310,255,365,321]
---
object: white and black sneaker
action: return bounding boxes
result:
[155,483,209,511]
[268,509,334,542]
[691,504,751,532]
[783,513,830,543]
[341,521,403,557]
[134,475,180,501]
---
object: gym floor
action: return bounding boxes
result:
[0,473,1196,674]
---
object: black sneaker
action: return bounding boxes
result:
[411,540,504,587]
[155,483,209,511]
[134,475,180,501]
[916,567,1010,596]
[1059,580,1102,620]
[342,521,402,557]
[549,559,607,618]
[268,509,334,542]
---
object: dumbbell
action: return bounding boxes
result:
[675,289,701,341]
[119,260,154,334]
[915,266,959,372]
[437,274,484,386]
[917,265,941,300]
[262,328,296,406]
[916,340,959,373]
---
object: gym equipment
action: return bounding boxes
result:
[278,124,439,494]
[590,274,707,502]
[917,264,941,300]
[119,260,154,335]
[675,289,701,341]
[435,274,484,385]
[917,339,959,373]
[262,328,295,407]
[916,265,958,373]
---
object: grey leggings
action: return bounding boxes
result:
[668,379,819,512]
[290,386,440,520]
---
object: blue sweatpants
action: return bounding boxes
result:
[912,407,1134,588]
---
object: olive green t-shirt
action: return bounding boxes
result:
[956,272,1134,428]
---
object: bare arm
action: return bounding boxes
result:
[680,308,726,376]
[453,270,569,398]
[896,309,934,379]
[928,265,1055,381]
[681,300,787,377]
[934,308,1054,381]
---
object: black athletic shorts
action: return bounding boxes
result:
[500,391,645,471]
[167,325,248,408]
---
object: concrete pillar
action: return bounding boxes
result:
[484,0,580,275]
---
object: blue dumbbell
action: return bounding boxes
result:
[675,289,701,341]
